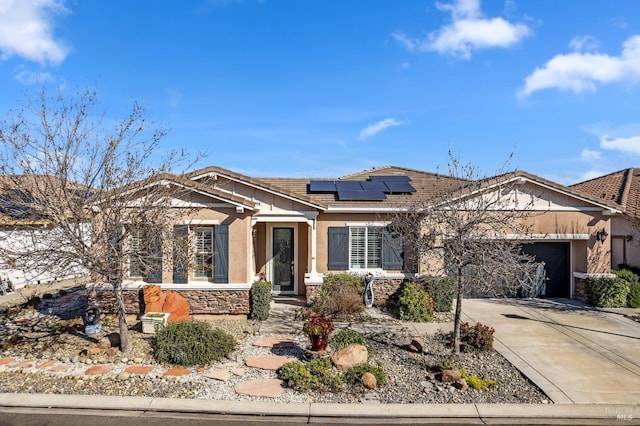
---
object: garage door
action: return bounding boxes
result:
[522,242,570,298]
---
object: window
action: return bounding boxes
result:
[193,226,213,278]
[349,226,383,269]
[328,226,403,271]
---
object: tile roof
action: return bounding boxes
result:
[570,168,640,217]
[257,166,467,209]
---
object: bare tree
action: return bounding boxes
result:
[0,87,199,352]
[392,153,540,354]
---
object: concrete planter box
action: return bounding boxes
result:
[141,312,169,334]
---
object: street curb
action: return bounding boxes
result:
[1,393,637,422]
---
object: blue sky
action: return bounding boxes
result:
[1,0,639,184]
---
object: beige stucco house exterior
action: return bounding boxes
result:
[94,164,627,315]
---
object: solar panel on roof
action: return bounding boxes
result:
[361,180,388,191]
[309,180,337,192]
[337,190,386,201]
[335,181,364,191]
[384,180,416,193]
[308,175,415,200]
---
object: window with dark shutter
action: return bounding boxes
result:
[173,225,188,283]
[328,227,348,270]
[214,224,229,283]
[382,227,403,270]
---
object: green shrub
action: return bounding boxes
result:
[461,370,498,390]
[396,282,435,322]
[586,277,630,308]
[154,320,236,367]
[417,275,456,312]
[614,269,640,308]
[435,357,456,372]
[344,362,387,386]
[329,328,371,353]
[278,358,342,392]
[449,322,494,352]
[249,280,272,320]
[312,273,364,318]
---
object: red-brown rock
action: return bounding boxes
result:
[0,358,15,365]
[125,366,154,375]
[85,365,114,375]
[163,367,191,376]
[143,285,165,313]
[36,360,56,369]
[163,289,190,322]
[253,337,294,349]
[331,344,368,372]
[441,369,462,383]
[362,372,377,389]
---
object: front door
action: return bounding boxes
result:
[272,227,294,292]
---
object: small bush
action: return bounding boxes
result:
[614,269,640,308]
[154,320,236,367]
[344,362,387,386]
[278,358,342,392]
[249,280,272,320]
[450,322,494,352]
[329,328,371,353]
[461,370,498,390]
[312,273,364,318]
[586,277,629,308]
[435,357,456,372]
[396,282,435,322]
[417,275,456,312]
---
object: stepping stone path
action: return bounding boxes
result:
[85,365,114,375]
[204,369,231,382]
[234,379,286,398]
[244,355,297,371]
[163,367,191,376]
[36,360,56,369]
[125,366,154,375]
[0,358,15,365]
[253,337,294,349]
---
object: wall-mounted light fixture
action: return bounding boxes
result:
[596,228,609,242]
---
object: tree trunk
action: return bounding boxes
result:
[452,272,464,355]
[112,280,132,353]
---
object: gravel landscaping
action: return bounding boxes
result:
[0,305,550,404]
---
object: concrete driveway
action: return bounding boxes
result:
[462,298,640,404]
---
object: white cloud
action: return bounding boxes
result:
[13,67,54,84]
[579,148,601,161]
[519,35,640,97]
[600,135,640,155]
[569,35,600,52]
[0,0,69,65]
[358,118,405,141]
[393,0,531,59]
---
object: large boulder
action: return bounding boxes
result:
[163,289,190,322]
[331,344,368,372]
[441,369,462,383]
[143,285,165,313]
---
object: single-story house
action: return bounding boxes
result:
[570,168,640,271]
[91,165,625,315]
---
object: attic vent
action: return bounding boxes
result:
[308,176,415,201]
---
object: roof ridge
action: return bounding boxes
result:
[620,167,635,209]
[568,168,630,187]
[339,165,454,180]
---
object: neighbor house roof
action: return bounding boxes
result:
[570,168,640,218]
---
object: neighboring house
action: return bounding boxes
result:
[94,165,623,314]
[570,168,640,271]
[0,176,88,289]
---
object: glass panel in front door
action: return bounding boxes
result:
[273,227,294,291]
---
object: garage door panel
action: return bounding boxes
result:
[522,242,570,298]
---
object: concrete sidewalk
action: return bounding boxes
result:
[0,393,638,424]
[462,298,640,404]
